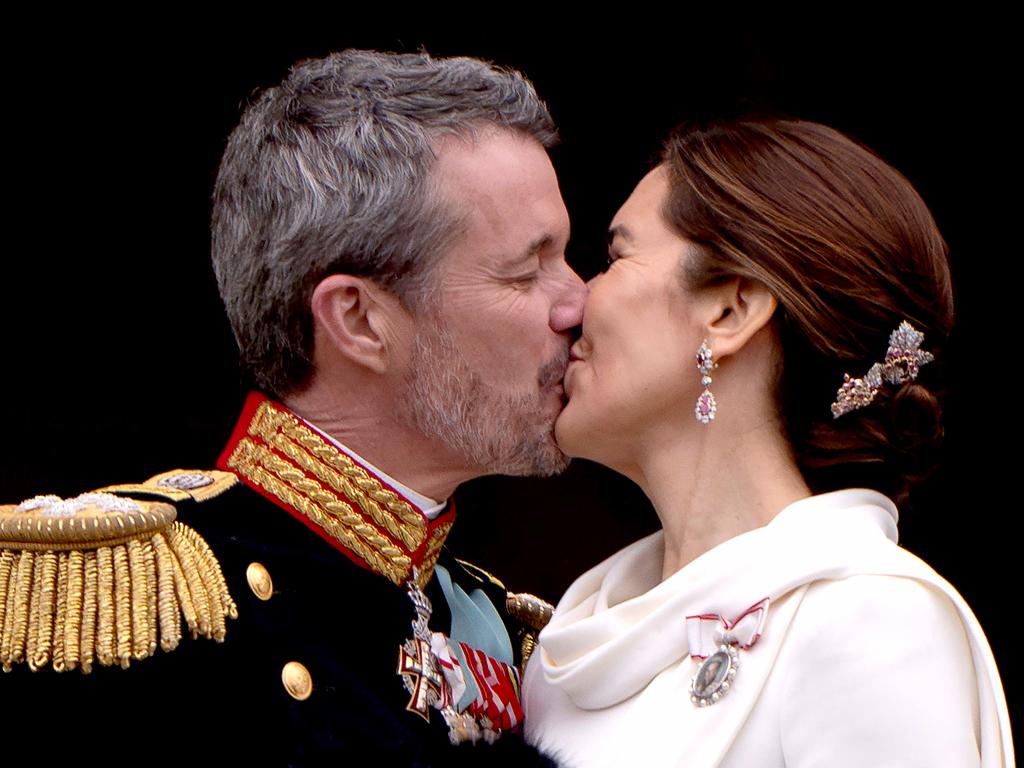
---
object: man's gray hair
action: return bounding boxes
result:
[211,50,557,397]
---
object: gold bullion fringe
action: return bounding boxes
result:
[52,552,68,671]
[63,551,83,671]
[0,522,234,673]
[520,631,540,669]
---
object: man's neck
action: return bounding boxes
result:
[301,420,447,519]
[282,390,480,502]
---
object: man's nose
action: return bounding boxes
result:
[549,269,588,332]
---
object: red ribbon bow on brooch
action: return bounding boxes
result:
[686,598,770,659]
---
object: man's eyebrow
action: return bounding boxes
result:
[607,224,633,245]
[506,234,555,267]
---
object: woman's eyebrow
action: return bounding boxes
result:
[607,224,633,245]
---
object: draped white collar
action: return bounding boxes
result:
[538,489,900,709]
[531,488,1012,767]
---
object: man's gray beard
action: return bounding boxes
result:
[396,320,569,477]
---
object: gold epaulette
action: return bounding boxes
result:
[455,557,554,632]
[0,470,239,674]
[505,592,554,631]
[455,558,554,667]
[505,592,554,667]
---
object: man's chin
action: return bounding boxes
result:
[399,326,572,477]
[491,438,569,477]
[544,382,568,421]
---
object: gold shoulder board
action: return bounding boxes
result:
[97,468,239,503]
[1,474,237,674]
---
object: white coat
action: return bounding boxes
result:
[524,490,1013,767]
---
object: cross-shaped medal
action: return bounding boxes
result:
[398,636,444,721]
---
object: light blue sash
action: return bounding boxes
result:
[435,564,514,711]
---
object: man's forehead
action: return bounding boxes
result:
[432,129,552,195]
[429,129,568,271]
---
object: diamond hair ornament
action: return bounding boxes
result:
[695,340,718,424]
[830,321,935,419]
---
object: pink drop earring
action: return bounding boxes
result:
[695,340,717,424]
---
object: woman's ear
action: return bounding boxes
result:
[704,276,777,358]
[309,275,406,375]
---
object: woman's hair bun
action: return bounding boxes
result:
[886,381,944,475]
[659,119,955,503]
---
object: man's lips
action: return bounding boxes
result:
[539,344,572,390]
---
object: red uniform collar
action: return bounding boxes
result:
[217,392,455,588]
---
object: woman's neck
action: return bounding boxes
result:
[628,417,811,581]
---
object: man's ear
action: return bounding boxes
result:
[703,276,777,358]
[309,275,407,375]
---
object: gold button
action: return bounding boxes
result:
[281,661,312,701]
[246,562,273,601]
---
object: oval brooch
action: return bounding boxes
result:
[686,597,769,708]
[689,644,739,706]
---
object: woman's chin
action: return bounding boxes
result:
[554,403,590,460]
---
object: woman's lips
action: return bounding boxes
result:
[564,359,581,394]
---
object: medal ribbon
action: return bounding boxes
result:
[686,597,770,659]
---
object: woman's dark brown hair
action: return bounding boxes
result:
[661,119,954,503]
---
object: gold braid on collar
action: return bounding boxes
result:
[218,394,454,589]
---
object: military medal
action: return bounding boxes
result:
[212,397,525,744]
[397,566,527,745]
[398,572,450,720]
[398,569,497,744]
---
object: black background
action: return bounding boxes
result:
[3,20,1016,736]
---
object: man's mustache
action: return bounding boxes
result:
[538,346,571,389]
